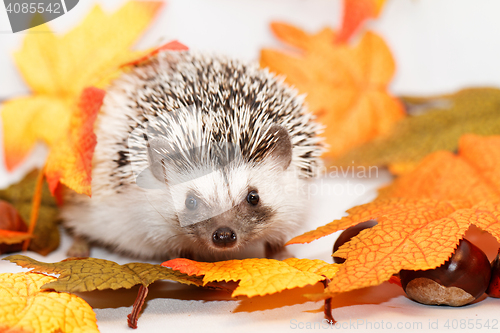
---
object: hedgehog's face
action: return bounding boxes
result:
[170,162,299,258]
[146,125,303,259]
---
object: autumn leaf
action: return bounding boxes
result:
[122,40,189,67]
[287,135,500,298]
[0,201,31,254]
[0,170,60,255]
[4,255,203,329]
[260,23,404,159]
[334,88,500,174]
[291,198,500,299]
[1,1,163,195]
[162,257,339,298]
[4,255,203,292]
[44,87,105,196]
[378,135,500,203]
[337,0,387,43]
[0,272,99,333]
[0,230,31,245]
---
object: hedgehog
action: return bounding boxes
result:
[61,50,324,261]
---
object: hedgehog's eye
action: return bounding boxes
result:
[185,196,198,210]
[246,190,259,206]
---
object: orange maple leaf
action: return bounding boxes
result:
[292,198,500,299]
[1,1,163,196]
[337,0,387,43]
[287,135,500,298]
[260,23,404,159]
[379,134,500,203]
[162,258,339,298]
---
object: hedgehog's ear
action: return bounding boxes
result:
[266,124,293,171]
[148,136,171,182]
[136,134,169,189]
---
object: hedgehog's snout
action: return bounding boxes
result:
[212,227,237,248]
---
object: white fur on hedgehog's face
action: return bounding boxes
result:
[165,161,304,257]
[142,124,303,259]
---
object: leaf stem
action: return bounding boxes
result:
[22,166,45,251]
[127,284,149,329]
[322,278,335,324]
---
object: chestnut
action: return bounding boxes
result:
[486,250,500,297]
[332,220,377,263]
[400,239,491,306]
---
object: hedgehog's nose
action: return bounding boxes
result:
[212,227,237,248]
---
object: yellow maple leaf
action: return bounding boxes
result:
[2,1,163,195]
[260,23,404,160]
[0,272,99,333]
[162,258,339,298]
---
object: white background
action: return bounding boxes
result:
[1,1,500,332]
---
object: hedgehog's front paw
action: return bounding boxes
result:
[265,242,294,260]
[67,236,91,258]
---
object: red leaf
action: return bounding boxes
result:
[45,87,105,196]
[336,0,386,43]
[122,40,189,67]
[0,200,30,253]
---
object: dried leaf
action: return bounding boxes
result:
[0,170,60,255]
[162,258,339,298]
[334,88,500,174]
[260,23,404,159]
[287,135,500,298]
[2,1,163,195]
[0,272,99,333]
[337,0,387,43]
